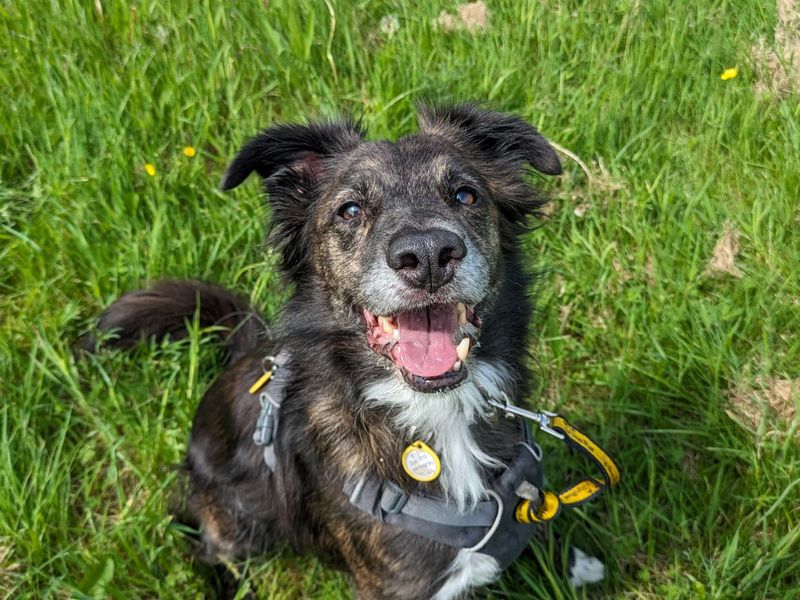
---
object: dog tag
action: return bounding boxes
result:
[401,440,441,482]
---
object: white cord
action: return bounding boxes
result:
[465,489,503,552]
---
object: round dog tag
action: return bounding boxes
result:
[401,440,441,482]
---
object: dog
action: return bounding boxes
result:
[90,104,605,599]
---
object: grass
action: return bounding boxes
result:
[1,0,799,598]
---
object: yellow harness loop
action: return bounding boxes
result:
[516,490,561,523]
[514,413,620,524]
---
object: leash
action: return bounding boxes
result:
[482,392,621,524]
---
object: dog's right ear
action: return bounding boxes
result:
[220,120,364,191]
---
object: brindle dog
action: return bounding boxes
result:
[91,104,604,599]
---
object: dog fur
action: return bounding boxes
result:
[90,103,603,599]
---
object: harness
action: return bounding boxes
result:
[249,351,292,471]
[249,353,620,568]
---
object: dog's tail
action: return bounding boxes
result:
[85,280,264,363]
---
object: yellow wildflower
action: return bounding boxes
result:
[720,68,738,81]
[183,146,196,157]
[144,163,156,176]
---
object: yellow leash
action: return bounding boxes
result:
[483,394,621,524]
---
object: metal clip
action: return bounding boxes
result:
[535,410,566,440]
[252,392,275,446]
[484,393,565,440]
[262,355,277,373]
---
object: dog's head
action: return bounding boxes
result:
[222,104,561,393]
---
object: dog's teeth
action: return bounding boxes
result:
[379,316,395,334]
[457,303,467,326]
[393,328,400,340]
[453,360,462,371]
[456,336,470,361]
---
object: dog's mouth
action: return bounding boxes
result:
[363,303,480,392]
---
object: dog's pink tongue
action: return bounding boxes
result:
[391,307,457,378]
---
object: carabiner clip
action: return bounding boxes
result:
[483,393,565,440]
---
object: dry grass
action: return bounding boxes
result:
[727,377,800,439]
[753,0,800,95]
[704,222,744,278]
[436,1,490,33]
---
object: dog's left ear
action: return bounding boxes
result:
[220,120,365,191]
[418,103,562,176]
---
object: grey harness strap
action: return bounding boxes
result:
[344,478,499,528]
[251,350,291,471]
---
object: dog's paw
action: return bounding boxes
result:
[568,547,605,587]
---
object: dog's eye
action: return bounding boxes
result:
[454,189,477,206]
[337,202,363,221]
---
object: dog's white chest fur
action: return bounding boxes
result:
[432,550,500,600]
[363,360,511,510]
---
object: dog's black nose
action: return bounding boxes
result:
[386,229,467,292]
